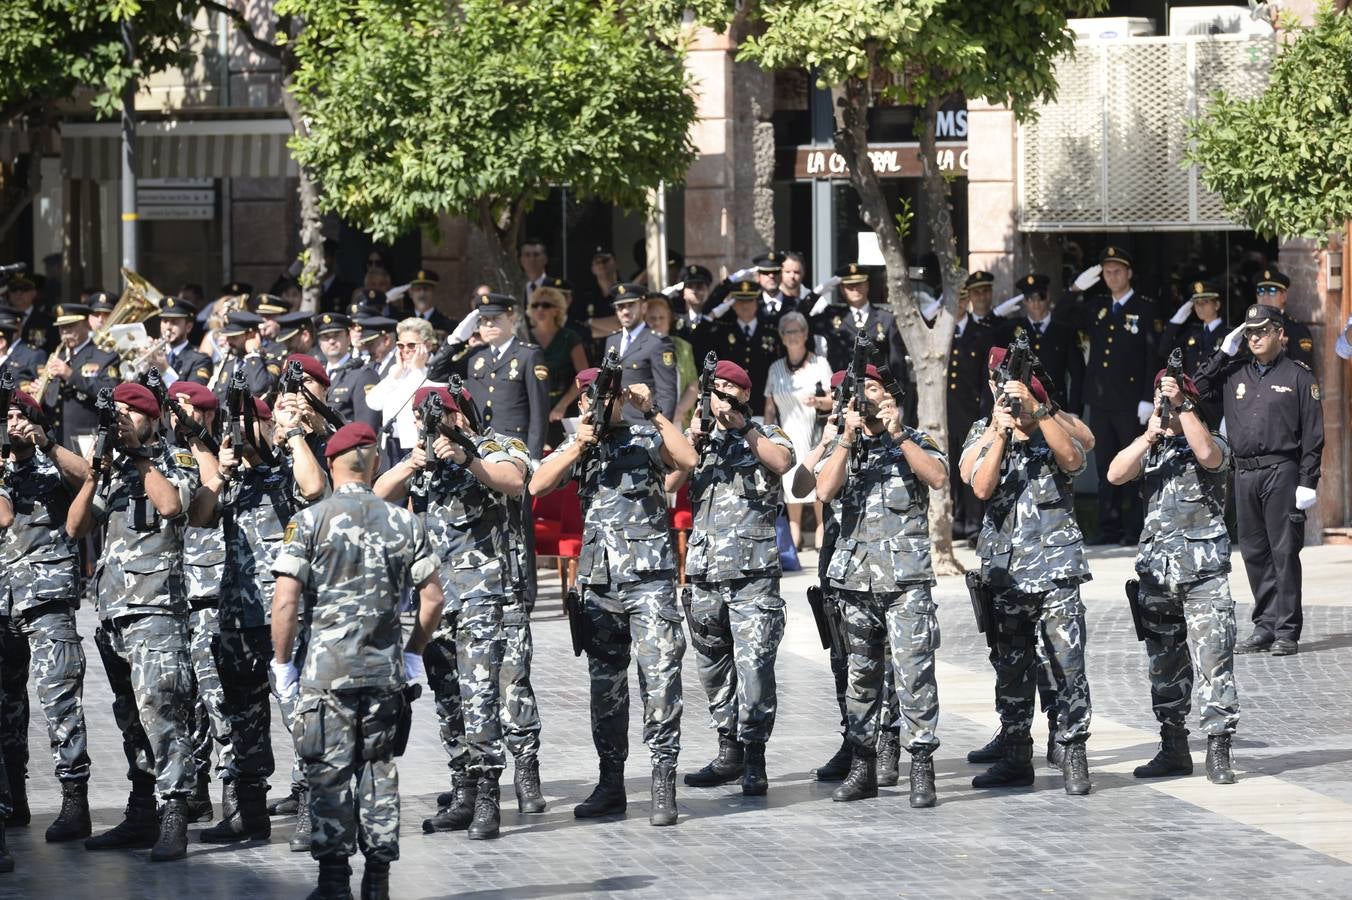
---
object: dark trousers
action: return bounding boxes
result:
[949,414,983,537]
[1235,461,1304,641]
[1091,407,1143,541]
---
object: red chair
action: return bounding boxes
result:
[668,483,693,585]
[533,480,583,590]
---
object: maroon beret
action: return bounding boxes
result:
[1154,369,1200,398]
[11,389,44,422]
[285,353,330,388]
[985,347,1049,403]
[413,385,459,412]
[167,380,218,412]
[113,382,161,419]
[252,397,273,421]
[713,360,751,392]
[575,367,599,390]
[827,366,881,389]
[324,422,377,459]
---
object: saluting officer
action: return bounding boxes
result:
[750,251,796,321]
[1195,304,1324,657]
[1162,280,1227,424]
[710,281,780,417]
[1076,246,1161,545]
[210,311,276,399]
[1007,273,1084,414]
[811,263,911,401]
[1252,267,1315,368]
[963,271,1002,330]
[315,313,380,430]
[601,283,679,423]
[156,297,214,385]
[406,269,458,338]
[40,304,120,454]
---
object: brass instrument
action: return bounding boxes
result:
[27,346,69,402]
[92,267,165,355]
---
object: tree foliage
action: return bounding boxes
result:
[279,0,699,263]
[1186,3,1352,243]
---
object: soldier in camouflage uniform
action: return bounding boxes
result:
[677,360,794,796]
[375,385,528,840]
[499,486,546,814]
[67,382,201,860]
[271,422,444,900]
[1108,370,1238,784]
[817,367,948,807]
[191,388,327,846]
[960,348,1094,795]
[0,391,93,842]
[530,373,697,826]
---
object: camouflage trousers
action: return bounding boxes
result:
[822,589,899,737]
[295,686,405,863]
[0,604,91,784]
[217,626,275,784]
[686,576,786,744]
[983,623,1060,717]
[991,585,1092,743]
[583,577,685,768]
[1139,573,1240,735]
[187,603,233,781]
[839,586,941,754]
[500,594,541,761]
[94,614,196,799]
[426,599,505,778]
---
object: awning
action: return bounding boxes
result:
[60,118,299,180]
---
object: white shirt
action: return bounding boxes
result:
[491,336,515,360]
[954,313,969,338]
[1111,288,1135,313]
[366,366,438,447]
[737,318,757,339]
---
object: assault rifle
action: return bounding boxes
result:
[694,351,717,451]
[145,367,220,454]
[847,334,871,475]
[993,331,1035,437]
[278,359,346,432]
[0,370,14,471]
[227,369,277,468]
[1149,347,1185,467]
[91,387,117,482]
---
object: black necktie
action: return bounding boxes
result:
[743,323,752,339]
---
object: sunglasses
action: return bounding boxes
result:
[396,341,422,350]
[529,303,557,311]
[1256,286,1280,295]
[1246,326,1278,338]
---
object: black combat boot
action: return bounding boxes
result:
[649,764,677,826]
[832,752,878,802]
[4,760,27,827]
[972,736,1034,789]
[85,791,159,850]
[467,774,501,840]
[0,820,13,873]
[966,728,1007,764]
[424,775,477,832]
[908,748,937,809]
[514,757,546,814]
[186,771,213,823]
[149,798,189,861]
[45,781,91,842]
[289,789,312,852]
[1062,740,1092,795]
[1133,725,1193,778]
[268,782,303,816]
[574,761,626,818]
[742,742,768,796]
[876,730,901,787]
[1046,711,1064,768]
[1206,734,1236,785]
[813,737,852,781]
[202,779,272,842]
[360,860,390,900]
[683,734,744,787]
[307,856,353,900]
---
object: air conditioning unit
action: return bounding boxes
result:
[1169,6,1274,37]
[1068,17,1156,40]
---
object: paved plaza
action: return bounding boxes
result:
[2,544,1352,899]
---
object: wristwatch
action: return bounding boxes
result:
[285,427,307,442]
[1032,403,1052,421]
[642,407,658,421]
[1178,397,1197,414]
[731,422,752,438]
[39,436,56,454]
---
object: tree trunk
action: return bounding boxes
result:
[278,22,326,315]
[832,75,962,574]
[476,199,530,339]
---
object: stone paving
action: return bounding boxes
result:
[2,544,1351,899]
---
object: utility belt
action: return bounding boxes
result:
[1234,453,1296,471]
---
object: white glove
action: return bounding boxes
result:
[993,295,1024,317]
[1295,486,1317,511]
[1221,322,1246,356]
[403,651,425,682]
[1072,265,1102,292]
[709,297,736,319]
[1137,401,1153,425]
[449,308,481,343]
[271,660,299,700]
[661,281,685,299]
[386,283,410,302]
[729,266,757,283]
[812,275,843,296]
[808,293,833,317]
[1169,300,1195,325]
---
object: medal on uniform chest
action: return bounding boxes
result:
[832,316,842,329]
[876,324,885,340]
[728,333,736,346]
[1187,337,1196,346]
[1096,307,1107,321]
[1125,313,1139,334]
[762,336,775,352]
[1235,383,1246,399]
[474,355,485,372]
[509,358,519,379]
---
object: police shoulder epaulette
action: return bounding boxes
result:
[1293,359,1312,372]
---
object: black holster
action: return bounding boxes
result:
[965,571,998,649]
[393,683,422,757]
[1125,578,1147,643]
[565,585,587,657]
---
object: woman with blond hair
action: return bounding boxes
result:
[527,285,588,448]
[365,316,440,466]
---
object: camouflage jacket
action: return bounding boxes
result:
[412,432,520,607]
[962,418,1090,593]
[687,423,795,582]
[826,427,944,592]
[556,423,673,586]
[219,459,320,629]
[272,482,439,691]
[184,525,224,605]
[92,444,200,620]
[499,436,534,595]
[1136,432,1231,588]
[0,452,80,616]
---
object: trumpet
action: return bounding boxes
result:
[28,345,70,402]
[125,337,170,379]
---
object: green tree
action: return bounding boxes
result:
[277,0,699,296]
[736,0,1105,567]
[1186,3,1352,244]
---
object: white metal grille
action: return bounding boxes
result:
[1019,35,1276,231]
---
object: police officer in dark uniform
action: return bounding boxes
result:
[1162,279,1227,424]
[5,276,57,353]
[39,304,120,452]
[87,290,118,334]
[670,265,718,361]
[357,316,399,381]
[315,312,380,430]
[603,283,680,424]
[1194,304,1324,657]
[1007,273,1084,414]
[252,293,291,362]
[751,251,797,321]
[211,310,276,399]
[406,269,458,338]
[1076,246,1160,545]
[705,281,779,417]
[811,263,912,421]
[0,313,47,395]
[963,271,1002,330]
[947,294,998,541]
[1253,268,1314,368]
[272,311,320,363]
[156,297,215,386]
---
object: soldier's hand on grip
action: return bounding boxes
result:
[576,421,598,449]
[407,441,429,470]
[624,383,653,414]
[991,406,1017,435]
[1158,377,1182,406]
[842,399,864,439]
[431,435,461,463]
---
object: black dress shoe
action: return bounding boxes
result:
[1235,633,1274,654]
[1270,639,1298,656]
